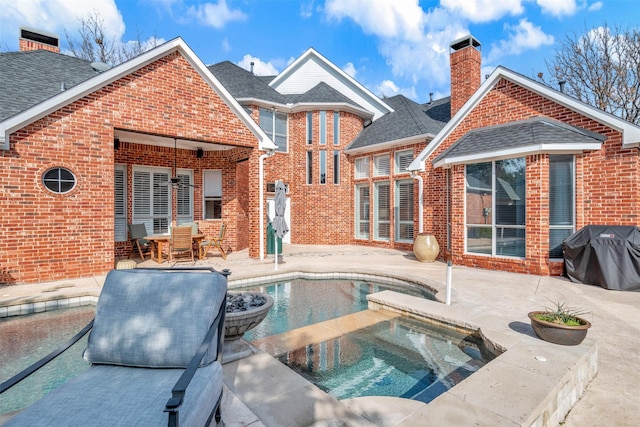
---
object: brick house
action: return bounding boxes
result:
[2,29,639,285]
[408,35,640,276]
[1,30,276,284]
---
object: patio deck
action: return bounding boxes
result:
[1,245,639,426]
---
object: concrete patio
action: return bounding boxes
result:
[1,245,639,426]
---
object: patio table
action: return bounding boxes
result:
[145,234,205,264]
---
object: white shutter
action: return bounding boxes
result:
[133,167,171,235]
[374,155,390,176]
[395,150,413,174]
[114,165,127,242]
[375,181,390,240]
[355,157,369,179]
[395,180,414,242]
[177,169,193,223]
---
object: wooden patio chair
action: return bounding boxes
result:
[201,223,227,260]
[128,223,153,260]
[169,226,195,264]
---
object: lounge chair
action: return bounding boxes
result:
[1,267,229,427]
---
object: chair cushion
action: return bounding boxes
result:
[84,269,226,368]
[3,363,223,427]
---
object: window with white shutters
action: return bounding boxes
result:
[374,181,390,240]
[133,167,171,234]
[114,164,127,242]
[395,179,414,242]
[374,154,390,176]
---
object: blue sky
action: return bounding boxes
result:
[0,0,635,103]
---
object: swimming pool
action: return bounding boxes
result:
[237,278,434,341]
[0,306,94,415]
[279,316,494,403]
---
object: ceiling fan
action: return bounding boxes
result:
[159,138,195,189]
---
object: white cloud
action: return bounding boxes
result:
[0,0,124,50]
[187,0,247,29]
[375,79,417,100]
[237,54,279,76]
[587,1,603,11]
[440,0,524,23]
[324,0,425,41]
[300,0,315,19]
[536,0,578,17]
[343,62,357,78]
[487,19,554,62]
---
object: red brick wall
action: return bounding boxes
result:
[1,51,259,284]
[19,39,59,53]
[423,77,640,275]
[450,44,481,116]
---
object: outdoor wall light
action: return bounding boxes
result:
[114,137,120,150]
[196,148,204,158]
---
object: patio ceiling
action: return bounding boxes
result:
[115,129,234,151]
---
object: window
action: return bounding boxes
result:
[333,111,340,145]
[319,111,326,145]
[114,165,127,242]
[549,155,575,258]
[465,158,526,257]
[355,184,370,239]
[306,151,313,184]
[176,169,193,224]
[355,157,369,179]
[319,150,326,184]
[395,180,414,242]
[374,181,390,241]
[395,150,413,175]
[203,170,222,220]
[374,154,390,176]
[259,108,288,152]
[133,167,170,234]
[42,167,76,193]
[333,150,340,185]
[306,112,313,144]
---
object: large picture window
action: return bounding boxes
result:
[355,184,370,239]
[260,108,288,152]
[549,155,575,258]
[466,158,526,257]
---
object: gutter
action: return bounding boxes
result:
[410,171,424,234]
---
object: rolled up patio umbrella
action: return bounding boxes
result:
[272,180,289,270]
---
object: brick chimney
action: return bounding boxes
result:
[449,35,481,116]
[19,27,60,53]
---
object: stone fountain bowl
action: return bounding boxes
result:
[224,292,274,341]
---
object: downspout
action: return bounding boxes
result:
[259,149,276,260]
[410,171,424,233]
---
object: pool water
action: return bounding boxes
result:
[279,316,495,403]
[239,279,434,341]
[0,306,94,415]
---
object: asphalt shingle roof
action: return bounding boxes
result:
[207,61,288,104]
[346,95,450,150]
[433,116,606,163]
[0,50,99,121]
[286,82,364,107]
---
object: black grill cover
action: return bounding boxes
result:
[563,225,640,291]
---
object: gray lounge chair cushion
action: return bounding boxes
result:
[2,363,223,427]
[84,269,226,368]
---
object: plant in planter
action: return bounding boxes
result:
[528,302,591,346]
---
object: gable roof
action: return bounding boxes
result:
[345,95,450,154]
[207,60,288,104]
[269,47,393,120]
[0,50,99,121]
[1,38,276,151]
[433,116,605,168]
[409,66,640,171]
